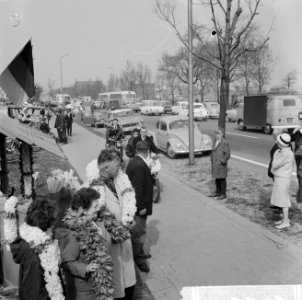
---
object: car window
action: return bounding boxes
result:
[156,121,160,129]
[170,119,189,130]
[160,121,167,131]
[283,99,296,106]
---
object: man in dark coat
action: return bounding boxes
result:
[54,109,67,143]
[65,111,73,136]
[133,126,158,155]
[126,141,154,273]
[291,111,302,203]
[209,127,231,200]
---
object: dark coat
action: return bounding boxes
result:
[126,155,154,215]
[125,137,136,158]
[106,125,124,141]
[291,130,302,168]
[56,229,96,300]
[133,135,158,154]
[10,238,50,300]
[65,114,73,127]
[54,114,65,131]
[211,138,231,179]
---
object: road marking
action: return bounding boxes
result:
[227,132,260,139]
[231,154,297,176]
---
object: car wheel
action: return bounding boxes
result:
[167,144,176,159]
[238,120,246,131]
[263,124,272,135]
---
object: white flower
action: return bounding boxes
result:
[86,159,99,183]
[4,218,18,244]
[4,196,18,214]
[20,224,64,300]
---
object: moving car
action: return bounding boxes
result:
[92,109,107,128]
[127,102,141,113]
[204,102,220,119]
[103,109,142,133]
[172,101,208,121]
[151,115,213,158]
[140,100,164,116]
[237,94,302,134]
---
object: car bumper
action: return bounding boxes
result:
[121,124,140,132]
[174,147,212,154]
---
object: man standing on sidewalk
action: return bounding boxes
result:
[126,141,154,273]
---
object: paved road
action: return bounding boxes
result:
[58,121,302,300]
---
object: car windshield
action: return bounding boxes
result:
[170,119,190,130]
[194,104,205,109]
[113,110,134,118]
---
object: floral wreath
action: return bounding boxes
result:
[3,196,65,300]
[86,159,136,226]
[61,208,115,299]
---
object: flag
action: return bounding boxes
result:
[0,40,34,105]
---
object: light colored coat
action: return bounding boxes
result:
[211,138,231,179]
[271,147,294,178]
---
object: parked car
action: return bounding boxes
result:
[140,100,164,116]
[92,109,107,128]
[226,102,243,122]
[127,102,141,113]
[103,109,142,133]
[204,102,220,119]
[160,100,172,114]
[172,101,208,121]
[151,115,213,159]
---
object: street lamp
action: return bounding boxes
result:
[59,52,76,97]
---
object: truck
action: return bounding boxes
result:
[236,94,302,134]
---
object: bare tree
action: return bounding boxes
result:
[154,0,269,131]
[136,62,152,99]
[34,83,43,101]
[119,61,137,91]
[283,70,298,94]
[158,52,178,104]
[155,73,166,100]
[251,43,273,95]
[107,73,120,92]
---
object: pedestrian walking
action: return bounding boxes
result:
[209,127,231,200]
[126,141,154,273]
[290,111,302,203]
[270,133,295,229]
[54,109,67,143]
[65,111,73,136]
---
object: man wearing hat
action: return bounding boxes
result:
[270,133,295,229]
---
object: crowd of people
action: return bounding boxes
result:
[6,123,157,299]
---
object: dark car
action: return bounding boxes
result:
[160,100,172,114]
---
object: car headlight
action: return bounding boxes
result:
[176,142,186,150]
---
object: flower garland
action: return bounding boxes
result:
[19,223,64,300]
[3,196,19,249]
[85,160,136,227]
[62,208,115,300]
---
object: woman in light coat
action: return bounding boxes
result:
[270,133,295,229]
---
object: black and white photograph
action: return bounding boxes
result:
[0,0,302,299]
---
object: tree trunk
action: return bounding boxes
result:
[218,71,230,133]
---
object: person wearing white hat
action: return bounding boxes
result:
[270,133,295,229]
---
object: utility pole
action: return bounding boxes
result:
[188,0,194,165]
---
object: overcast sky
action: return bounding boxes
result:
[0,0,301,91]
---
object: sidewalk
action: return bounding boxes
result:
[55,122,302,300]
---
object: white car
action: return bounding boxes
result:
[204,102,220,119]
[172,101,208,121]
[140,100,164,116]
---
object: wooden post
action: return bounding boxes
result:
[0,133,9,194]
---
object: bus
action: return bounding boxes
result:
[97,91,136,107]
[55,94,71,106]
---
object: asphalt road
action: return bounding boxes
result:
[140,113,278,169]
